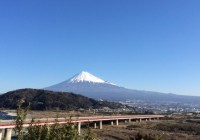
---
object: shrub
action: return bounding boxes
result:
[14,103,98,140]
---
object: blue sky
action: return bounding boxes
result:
[0,0,200,95]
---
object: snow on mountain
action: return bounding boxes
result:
[69,71,105,83]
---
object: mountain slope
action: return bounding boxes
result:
[0,89,124,110]
[45,71,200,103]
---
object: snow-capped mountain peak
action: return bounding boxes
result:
[45,71,118,95]
[68,71,105,83]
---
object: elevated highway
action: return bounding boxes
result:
[0,115,164,140]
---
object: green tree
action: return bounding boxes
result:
[83,123,98,140]
[14,100,29,140]
[25,119,49,140]
[62,117,78,140]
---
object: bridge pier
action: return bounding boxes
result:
[129,119,131,123]
[78,122,81,135]
[100,121,102,129]
[135,119,138,122]
[116,119,119,126]
[94,122,97,129]
[0,129,2,140]
[111,121,114,126]
[71,124,75,129]
[5,128,12,140]
[139,119,142,122]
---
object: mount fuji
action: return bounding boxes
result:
[45,71,125,100]
[45,71,200,103]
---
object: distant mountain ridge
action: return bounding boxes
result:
[45,71,200,103]
[0,89,125,110]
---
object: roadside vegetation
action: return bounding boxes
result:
[14,102,98,140]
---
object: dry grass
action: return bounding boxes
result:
[92,120,200,140]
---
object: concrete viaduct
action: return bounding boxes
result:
[0,115,164,140]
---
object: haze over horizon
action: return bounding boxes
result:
[0,0,200,96]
